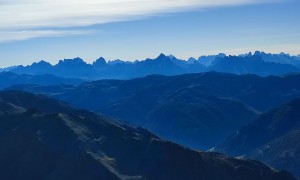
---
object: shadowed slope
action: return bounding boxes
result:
[0,91,295,180]
[215,98,300,178]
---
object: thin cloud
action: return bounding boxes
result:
[0,30,90,42]
[0,0,272,42]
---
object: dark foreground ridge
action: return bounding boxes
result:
[216,98,300,178]
[0,91,295,180]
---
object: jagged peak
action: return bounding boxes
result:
[96,57,106,61]
[217,53,226,58]
[168,54,176,60]
[188,57,197,62]
[31,60,52,66]
[186,57,197,64]
[253,51,267,56]
[93,57,107,66]
[57,57,87,66]
[156,53,167,60]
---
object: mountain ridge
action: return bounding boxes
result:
[8,71,300,149]
[215,98,300,178]
[0,71,83,89]
[0,90,294,180]
[2,51,300,79]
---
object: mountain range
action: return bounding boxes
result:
[7,71,300,151]
[215,98,300,179]
[0,71,83,89]
[2,52,300,178]
[1,51,300,80]
[0,90,294,180]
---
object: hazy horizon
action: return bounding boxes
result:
[0,50,299,68]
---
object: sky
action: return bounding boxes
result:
[0,0,299,67]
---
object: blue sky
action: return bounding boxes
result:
[0,0,299,67]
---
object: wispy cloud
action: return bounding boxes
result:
[0,30,90,42]
[0,0,271,42]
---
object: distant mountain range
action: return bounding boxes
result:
[1,51,300,79]
[8,72,300,150]
[0,71,83,89]
[215,98,300,179]
[0,90,294,180]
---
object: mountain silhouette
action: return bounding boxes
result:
[1,51,299,79]
[209,55,298,76]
